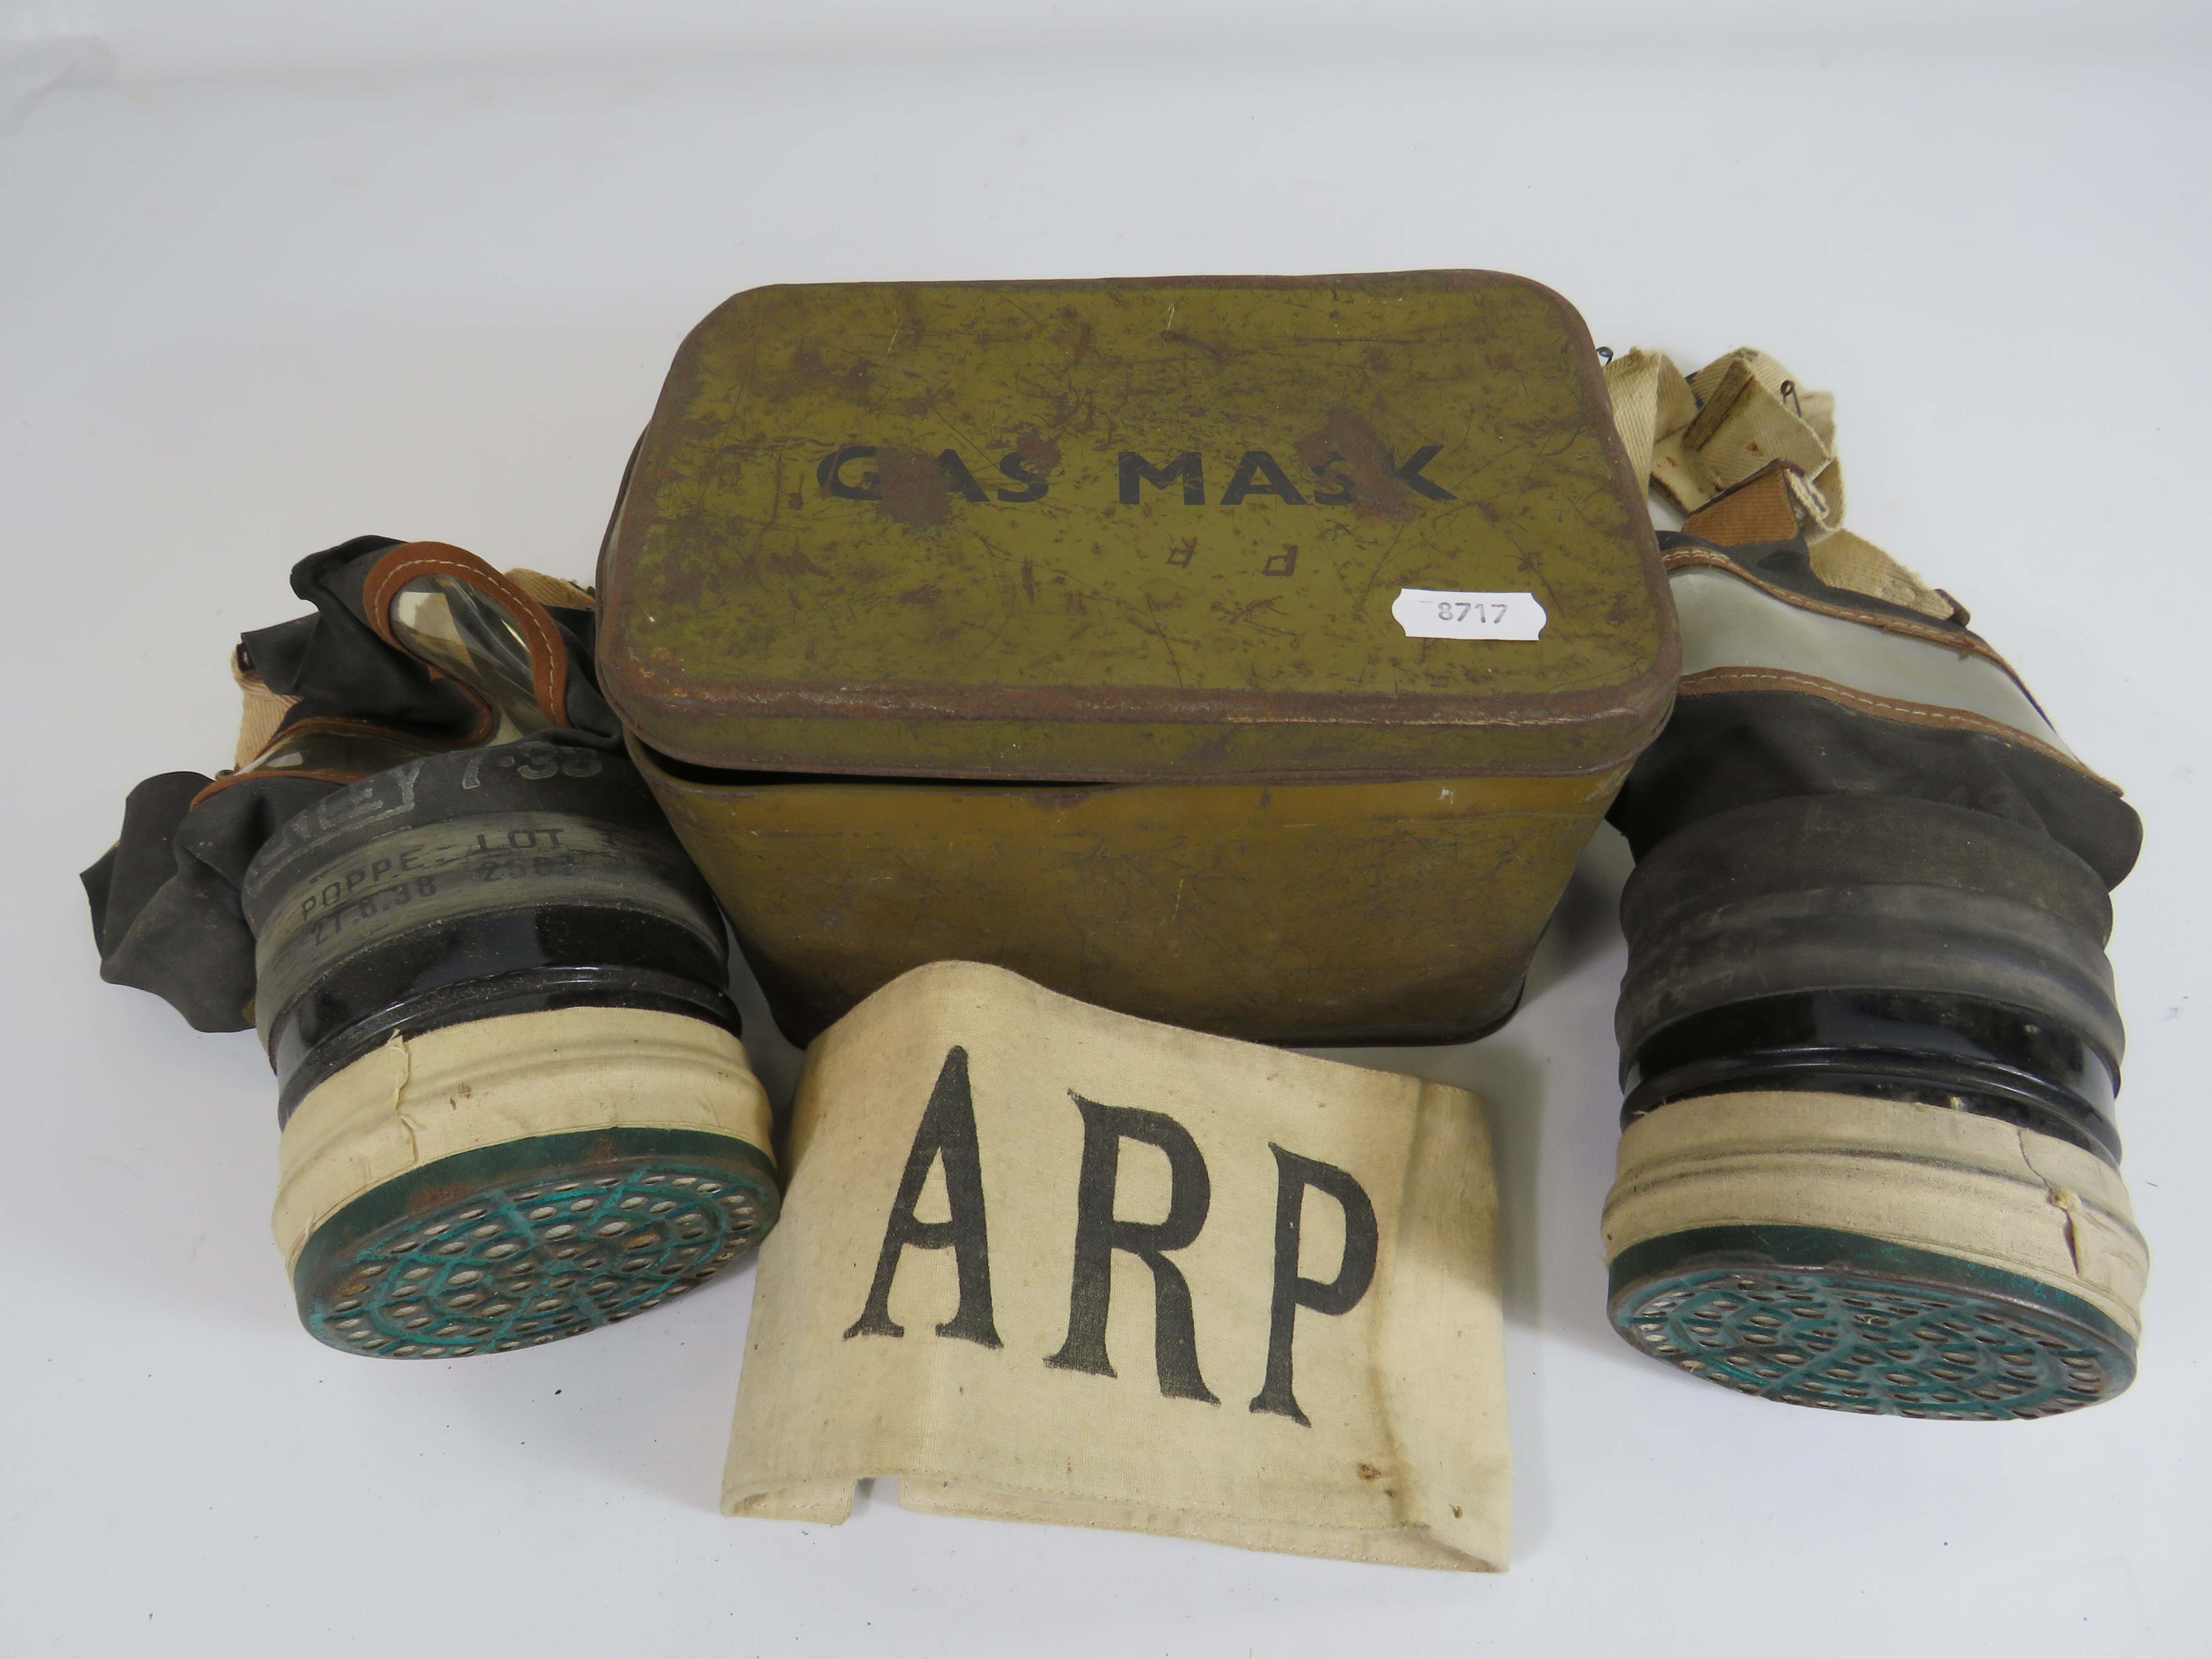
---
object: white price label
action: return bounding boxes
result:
[1390,588,1547,641]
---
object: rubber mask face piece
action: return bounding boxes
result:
[84,536,783,1362]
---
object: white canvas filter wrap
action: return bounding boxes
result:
[273,1006,775,1272]
[1604,1093,2148,1339]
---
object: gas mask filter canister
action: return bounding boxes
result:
[1596,458,2147,1418]
[85,539,780,1358]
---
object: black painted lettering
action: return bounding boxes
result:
[844,1046,1002,1348]
[1393,444,1457,501]
[1045,1094,1218,1402]
[937,449,990,503]
[1220,450,1308,506]
[1248,1144,1378,1426]
[818,445,882,501]
[996,453,1049,503]
[1118,451,1205,506]
[1308,451,1356,506]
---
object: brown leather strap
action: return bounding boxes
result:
[361,541,572,729]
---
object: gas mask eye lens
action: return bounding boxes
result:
[387,574,553,741]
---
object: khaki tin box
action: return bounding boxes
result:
[597,271,1676,1045]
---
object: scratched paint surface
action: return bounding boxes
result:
[597,274,1663,1030]
[602,272,1668,773]
[643,751,1624,1045]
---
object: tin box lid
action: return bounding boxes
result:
[599,271,1675,783]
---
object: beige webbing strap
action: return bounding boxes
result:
[1808,528,1959,618]
[503,567,597,611]
[1604,346,1956,620]
[230,644,299,770]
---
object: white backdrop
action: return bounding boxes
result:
[5,4,2209,1654]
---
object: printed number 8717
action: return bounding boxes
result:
[1438,601,1510,623]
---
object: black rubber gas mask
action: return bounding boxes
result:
[87,538,780,1359]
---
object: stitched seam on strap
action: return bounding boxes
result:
[362,543,571,727]
[1678,666,2121,794]
[1663,548,2013,670]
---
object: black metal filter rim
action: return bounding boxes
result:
[1607,1225,2136,1420]
[1620,1056,2122,1163]
[1620,990,2122,1162]
[294,1126,779,1359]
[272,966,741,1123]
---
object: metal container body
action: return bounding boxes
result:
[639,743,1624,1045]
[602,272,1673,1042]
